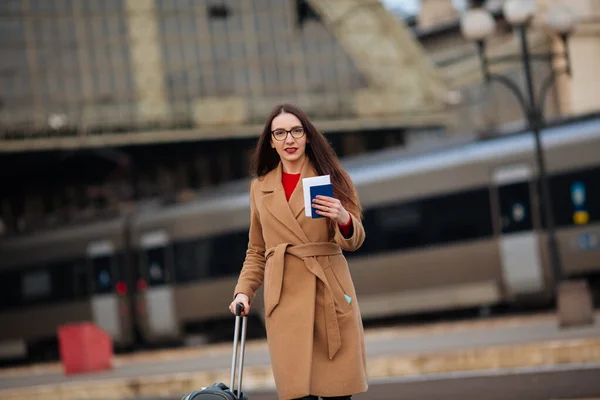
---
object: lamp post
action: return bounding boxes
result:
[460,0,593,326]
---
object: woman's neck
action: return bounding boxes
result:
[281,155,306,174]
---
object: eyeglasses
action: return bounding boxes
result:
[271,126,305,141]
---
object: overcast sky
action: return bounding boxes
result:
[380,0,419,15]
[380,0,468,16]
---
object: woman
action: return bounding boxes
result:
[229,104,368,400]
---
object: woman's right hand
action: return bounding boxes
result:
[229,293,250,316]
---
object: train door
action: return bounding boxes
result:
[87,240,123,343]
[117,219,138,349]
[493,164,545,299]
[138,231,180,341]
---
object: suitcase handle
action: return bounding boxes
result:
[230,303,247,398]
[235,303,245,317]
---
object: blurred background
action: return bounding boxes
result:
[1,1,600,397]
[1,0,599,235]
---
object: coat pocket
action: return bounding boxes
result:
[326,265,353,315]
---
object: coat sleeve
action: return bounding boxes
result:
[233,179,266,304]
[333,211,365,251]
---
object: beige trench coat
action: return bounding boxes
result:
[233,159,368,399]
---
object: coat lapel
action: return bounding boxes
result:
[260,162,310,243]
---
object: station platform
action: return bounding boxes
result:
[1,311,599,400]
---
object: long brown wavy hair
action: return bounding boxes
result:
[251,103,362,223]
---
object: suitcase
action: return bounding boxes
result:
[182,303,249,400]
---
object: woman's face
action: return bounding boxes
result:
[270,112,308,167]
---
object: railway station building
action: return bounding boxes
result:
[0,0,599,236]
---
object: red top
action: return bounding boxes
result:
[282,171,352,237]
[282,172,301,201]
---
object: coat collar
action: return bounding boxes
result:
[259,157,317,243]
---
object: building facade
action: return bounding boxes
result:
[1,0,599,236]
[0,0,373,135]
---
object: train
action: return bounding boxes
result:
[1,117,599,362]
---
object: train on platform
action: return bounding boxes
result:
[1,117,599,363]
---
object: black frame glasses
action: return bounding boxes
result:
[271,126,305,141]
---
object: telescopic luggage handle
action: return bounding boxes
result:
[230,303,247,399]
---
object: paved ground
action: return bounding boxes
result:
[240,363,600,400]
[2,311,599,391]
[1,311,600,400]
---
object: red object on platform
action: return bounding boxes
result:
[57,322,113,375]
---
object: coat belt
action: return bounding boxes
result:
[264,242,343,360]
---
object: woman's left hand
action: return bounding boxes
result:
[312,196,350,225]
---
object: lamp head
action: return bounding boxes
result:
[460,8,496,41]
[544,3,578,35]
[503,0,536,25]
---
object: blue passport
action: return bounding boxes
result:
[310,184,333,219]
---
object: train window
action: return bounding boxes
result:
[0,259,90,310]
[210,230,248,278]
[22,270,51,299]
[92,255,113,295]
[72,261,89,298]
[48,261,87,301]
[497,182,534,234]
[0,270,20,310]
[422,188,494,244]
[346,209,378,258]
[146,246,168,286]
[173,239,212,282]
[371,203,423,252]
[550,165,600,228]
[356,187,494,256]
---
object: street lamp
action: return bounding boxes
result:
[460,1,593,327]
